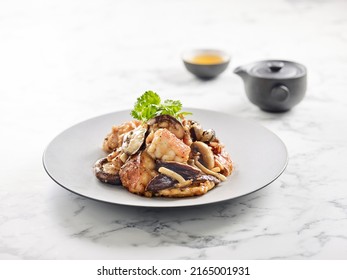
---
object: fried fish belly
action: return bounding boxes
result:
[119,151,157,196]
[153,180,217,198]
[103,120,141,153]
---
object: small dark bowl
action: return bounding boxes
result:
[182,49,230,79]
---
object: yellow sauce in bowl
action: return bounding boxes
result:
[190,54,225,65]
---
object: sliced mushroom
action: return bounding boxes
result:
[121,125,147,155]
[189,120,203,142]
[94,157,121,185]
[156,161,201,179]
[191,141,215,170]
[147,115,185,139]
[189,120,216,143]
[157,161,219,183]
[146,161,220,192]
[146,174,176,192]
[200,129,216,142]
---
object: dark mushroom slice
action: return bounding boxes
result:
[146,174,177,192]
[189,120,203,142]
[189,120,216,143]
[146,172,219,193]
[146,161,220,193]
[156,161,199,179]
[147,115,185,139]
[94,157,121,185]
[200,129,216,142]
[156,161,219,184]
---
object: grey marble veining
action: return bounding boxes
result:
[1,0,347,259]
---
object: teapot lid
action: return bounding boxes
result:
[249,60,306,79]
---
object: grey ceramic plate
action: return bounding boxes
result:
[43,109,288,207]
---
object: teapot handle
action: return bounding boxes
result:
[270,85,290,102]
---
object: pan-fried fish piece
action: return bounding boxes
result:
[146,128,190,163]
[119,151,157,195]
[103,120,141,153]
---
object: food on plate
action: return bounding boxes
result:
[94,91,233,198]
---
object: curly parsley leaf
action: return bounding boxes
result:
[131,91,191,121]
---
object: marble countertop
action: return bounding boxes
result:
[1,0,347,259]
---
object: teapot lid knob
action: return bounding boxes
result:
[268,62,284,72]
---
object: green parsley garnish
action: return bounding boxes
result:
[131,91,191,121]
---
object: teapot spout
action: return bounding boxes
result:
[233,66,248,80]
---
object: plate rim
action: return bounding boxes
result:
[43,108,288,208]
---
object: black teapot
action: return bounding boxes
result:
[234,60,307,112]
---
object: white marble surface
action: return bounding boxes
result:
[1,0,347,259]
